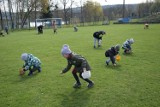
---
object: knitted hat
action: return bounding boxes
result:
[102,31,106,35]
[115,44,120,51]
[61,44,72,55]
[100,31,106,35]
[129,38,134,44]
[21,53,28,61]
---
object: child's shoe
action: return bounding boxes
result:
[87,82,94,88]
[38,67,41,72]
[106,61,109,65]
[73,83,81,88]
[28,72,33,76]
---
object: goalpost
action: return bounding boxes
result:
[35,18,62,29]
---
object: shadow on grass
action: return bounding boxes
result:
[93,47,105,50]
[18,71,40,82]
[122,52,135,57]
[105,64,122,71]
[60,89,91,107]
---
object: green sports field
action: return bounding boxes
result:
[0,24,160,107]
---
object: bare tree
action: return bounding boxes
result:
[151,0,160,14]
[33,0,42,28]
[123,0,125,18]
[70,0,74,19]
[2,0,8,27]
[16,0,38,28]
[60,0,72,24]
[13,0,21,28]
[7,0,14,29]
[83,1,93,22]
[34,0,37,28]
[54,3,59,17]
[137,2,149,18]
[83,1,103,24]
[0,7,3,30]
[78,0,85,25]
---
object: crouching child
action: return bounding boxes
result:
[122,38,134,54]
[93,31,106,48]
[144,23,149,29]
[0,31,5,37]
[60,44,94,88]
[74,25,78,32]
[21,53,41,76]
[37,25,43,34]
[105,44,120,66]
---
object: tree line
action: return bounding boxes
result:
[0,0,160,30]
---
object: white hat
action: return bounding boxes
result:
[129,38,134,44]
[61,44,72,55]
[82,71,91,79]
[21,53,28,61]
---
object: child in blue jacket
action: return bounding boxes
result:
[122,38,134,54]
[21,53,41,76]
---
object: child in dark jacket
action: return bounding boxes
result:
[105,44,120,66]
[0,31,5,37]
[93,31,106,48]
[52,20,57,34]
[37,25,43,34]
[5,26,9,34]
[21,53,41,76]
[61,44,94,88]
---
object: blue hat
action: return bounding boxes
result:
[129,38,134,44]
[21,53,28,61]
[61,44,72,55]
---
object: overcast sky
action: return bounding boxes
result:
[93,0,153,5]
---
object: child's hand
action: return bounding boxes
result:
[83,68,87,72]
[60,71,64,74]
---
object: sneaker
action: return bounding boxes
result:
[124,50,127,54]
[87,82,94,88]
[113,63,117,66]
[106,61,109,65]
[98,45,101,47]
[28,70,33,76]
[38,67,41,72]
[28,73,33,76]
[73,83,81,88]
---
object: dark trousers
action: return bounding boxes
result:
[124,45,131,53]
[54,29,57,34]
[29,66,41,75]
[5,29,8,34]
[0,32,4,37]
[72,68,92,84]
